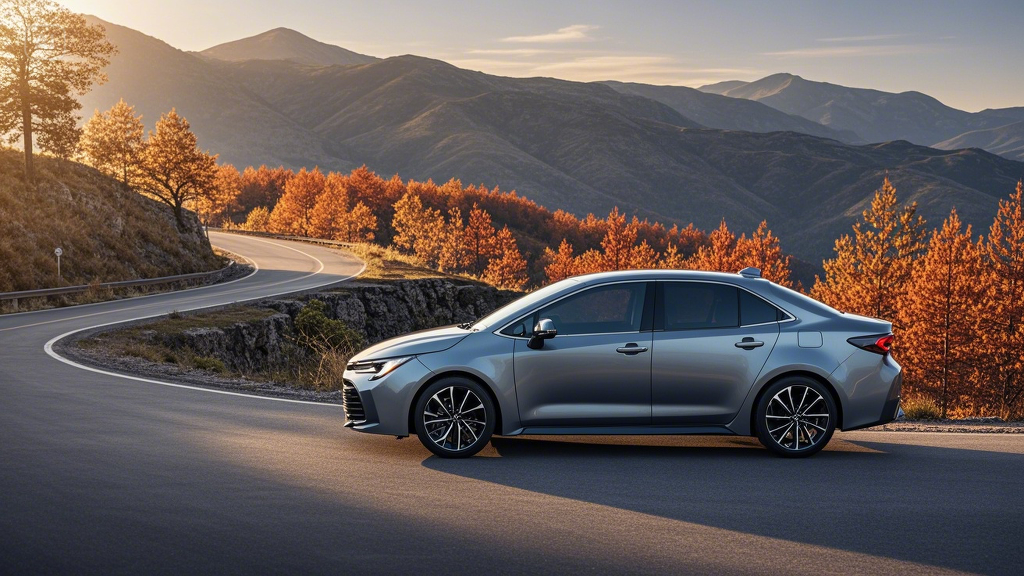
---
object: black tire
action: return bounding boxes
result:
[755,376,837,458]
[413,377,495,458]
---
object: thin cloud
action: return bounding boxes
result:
[816,33,907,43]
[763,44,938,58]
[468,48,555,56]
[503,24,598,43]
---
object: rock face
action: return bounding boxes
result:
[169,279,521,373]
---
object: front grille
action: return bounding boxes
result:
[342,380,366,423]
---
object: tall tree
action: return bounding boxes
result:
[543,239,577,282]
[687,219,739,272]
[599,208,637,270]
[308,173,349,240]
[140,110,218,231]
[238,165,291,215]
[464,203,497,275]
[811,177,927,323]
[268,167,325,236]
[983,181,1024,418]
[899,210,988,417]
[0,0,115,182]
[733,221,794,287]
[438,206,469,273]
[191,164,241,229]
[81,99,145,187]
[483,226,527,291]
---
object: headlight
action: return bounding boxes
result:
[347,356,413,380]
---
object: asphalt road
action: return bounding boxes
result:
[2,232,1023,575]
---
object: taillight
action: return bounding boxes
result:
[847,333,894,355]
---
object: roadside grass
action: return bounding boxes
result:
[902,396,943,420]
[344,243,484,283]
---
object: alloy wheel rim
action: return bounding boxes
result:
[765,385,830,451]
[423,386,486,452]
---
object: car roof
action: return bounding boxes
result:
[572,269,767,286]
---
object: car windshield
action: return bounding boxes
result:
[470,278,581,330]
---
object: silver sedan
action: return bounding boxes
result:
[342,268,903,458]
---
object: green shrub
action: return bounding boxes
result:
[294,299,364,351]
[192,356,226,373]
[903,396,942,420]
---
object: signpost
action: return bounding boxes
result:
[55,247,63,283]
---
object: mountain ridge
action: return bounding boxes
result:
[199,27,378,67]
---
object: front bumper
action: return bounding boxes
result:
[341,357,434,436]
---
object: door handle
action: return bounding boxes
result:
[735,337,764,350]
[616,343,649,355]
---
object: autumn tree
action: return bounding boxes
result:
[192,164,241,229]
[391,192,444,266]
[599,208,636,270]
[899,210,988,417]
[733,221,794,287]
[982,181,1024,418]
[268,167,325,236]
[139,109,218,231]
[464,203,498,275]
[811,177,927,323]
[483,226,527,291]
[0,0,115,182]
[688,219,739,272]
[81,99,145,187]
[543,239,577,282]
[308,173,349,240]
[243,206,271,232]
[438,206,469,273]
[238,165,291,216]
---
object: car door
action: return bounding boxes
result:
[510,281,654,427]
[651,281,781,425]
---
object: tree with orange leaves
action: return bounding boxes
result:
[982,180,1024,418]
[391,192,444,267]
[268,167,325,236]
[659,243,688,269]
[733,221,794,287]
[544,239,577,282]
[438,206,469,273]
[139,109,218,231]
[811,177,926,323]
[238,165,291,215]
[464,204,498,275]
[899,210,988,417]
[308,173,349,240]
[483,226,528,291]
[687,219,739,272]
[599,208,637,270]
[191,164,241,229]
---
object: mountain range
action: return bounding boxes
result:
[77,17,1024,263]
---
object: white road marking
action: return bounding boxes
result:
[37,234,365,406]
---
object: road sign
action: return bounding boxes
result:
[55,247,63,257]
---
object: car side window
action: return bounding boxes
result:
[739,290,784,325]
[660,282,739,330]
[531,282,647,336]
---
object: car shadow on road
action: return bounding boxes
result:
[422,434,1024,575]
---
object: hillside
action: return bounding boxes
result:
[934,121,1024,161]
[199,27,378,66]
[698,73,1020,149]
[0,152,221,293]
[76,19,1024,262]
[79,16,343,170]
[602,81,859,142]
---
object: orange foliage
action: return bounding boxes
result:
[268,167,325,236]
[899,210,989,417]
[483,226,528,290]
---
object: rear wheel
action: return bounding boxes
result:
[413,377,495,458]
[755,376,837,458]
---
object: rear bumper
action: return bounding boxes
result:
[844,369,903,431]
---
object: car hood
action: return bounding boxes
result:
[349,325,471,362]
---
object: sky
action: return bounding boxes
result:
[62,0,1024,112]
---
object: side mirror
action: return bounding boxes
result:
[527,318,557,349]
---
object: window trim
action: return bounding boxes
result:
[495,280,654,339]
[655,279,795,333]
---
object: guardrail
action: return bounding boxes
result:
[208,227,356,249]
[0,262,237,311]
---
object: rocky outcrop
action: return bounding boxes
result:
[161,279,521,374]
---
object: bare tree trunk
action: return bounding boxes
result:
[20,77,34,185]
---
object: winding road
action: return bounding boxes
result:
[2,231,1022,575]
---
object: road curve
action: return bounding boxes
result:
[2,232,1023,575]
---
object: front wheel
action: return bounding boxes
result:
[755,377,837,458]
[413,377,495,458]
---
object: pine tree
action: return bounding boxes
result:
[544,239,577,282]
[81,99,145,187]
[982,180,1024,418]
[483,226,527,290]
[899,210,988,417]
[268,167,325,236]
[733,221,794,287]
[687,219,738,272]
[238,165,291,215]
[438,206,469,273]
[338,202,377,243]
[599,208,637,270]
[308,174,349,240]
[811,177,926,323]
[464,203,498,275]
[659,243,687,269]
